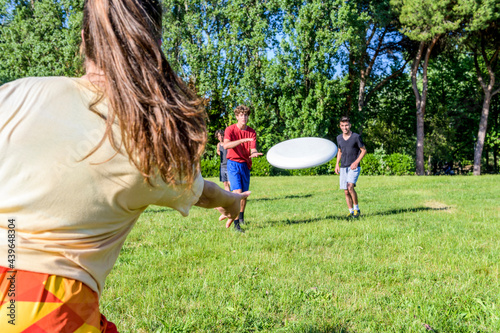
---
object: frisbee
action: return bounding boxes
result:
[266,137,337,170]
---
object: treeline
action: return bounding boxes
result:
[1,0,499,174]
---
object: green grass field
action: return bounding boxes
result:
[101,175,500,333]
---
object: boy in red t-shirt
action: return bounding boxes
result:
[223,105,262,232]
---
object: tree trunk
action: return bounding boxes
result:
[415,103,425,175]
[473,94,491,175]
[411,42,425,175]
[358,75,367,114]
[356,27,390,134]
[472,37,500,175]
[358,74,367,134]
[411,37,439,175]
[346,52,356,117]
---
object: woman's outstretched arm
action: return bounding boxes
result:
[195,180,250,226]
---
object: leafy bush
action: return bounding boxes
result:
[289,158,337,176]
[251,157,339,176]
[250,157,274,176]
[360,154,381,175]
[372,146,388,174]
[200,153,415,177]
[200,157,219,178]
[360,152,414,176]
[384,153,415,175]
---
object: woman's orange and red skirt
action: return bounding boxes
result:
[0,266,118,332]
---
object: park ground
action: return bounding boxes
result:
[101,175,500,333]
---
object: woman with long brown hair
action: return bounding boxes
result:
[0,0,246,331]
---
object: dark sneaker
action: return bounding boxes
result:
[346,212,354,219]
[233,220,244,233]
[353,210,360,218]
[240,219,246,225]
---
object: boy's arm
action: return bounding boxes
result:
[335,148,342,174]
[250,148,263,158]
[249,132,262,158]
[350,147,367,170]
[216,143,221,156]
[223,137,253,150]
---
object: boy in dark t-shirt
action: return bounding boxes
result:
[334,116,367,218]
[216,129,230,192]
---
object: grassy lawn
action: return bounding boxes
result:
[101,175,500,333]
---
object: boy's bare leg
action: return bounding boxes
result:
[226,189,247,229]
[344,190,353,209]
[347,183,358,206]
[231,189,246,211]
[240,198,247,213]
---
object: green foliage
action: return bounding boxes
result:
[267,0,345,143]
[0,0,498,173]
[391,0,464,41]
[461,0,500,32]
[0,0,83,82]
[289,158,338,176]
[360,154,382,175]
[250,157,276,177]
[162,0,279,150]
[358,147,415,176]
[204,152,415,177]
[200,156,219,178]
[369,146,389,175]
[424,52,482,165]
[363,72,416,155]
[384,153,415,175]
[250,157,340,177]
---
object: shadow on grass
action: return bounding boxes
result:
[262,214,347,227]
[260,206,450,227]
[367,206,450,216]
[253,194,313,202]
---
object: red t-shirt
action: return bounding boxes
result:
[224,124,257,169]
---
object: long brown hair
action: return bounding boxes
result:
[81,0,206,187]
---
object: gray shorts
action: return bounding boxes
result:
[339,166,360,189]
[220,166,228,182]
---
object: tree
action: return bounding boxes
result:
[162,0,277,155]
[391,0,464,175]
[461,0,500,175]
[424,51,482,172]
[0,0,83,82]
[362,71,416,155]
[333,0,412,124]
[485,96,500,172]
[267,0,345,142]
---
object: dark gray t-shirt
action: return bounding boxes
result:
[336,132,365,168]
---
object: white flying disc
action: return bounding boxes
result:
[266,137,337,170]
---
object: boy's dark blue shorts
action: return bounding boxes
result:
[227,160,250,192]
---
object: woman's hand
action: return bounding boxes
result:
[195,180,251,227]
[215,191,251,227]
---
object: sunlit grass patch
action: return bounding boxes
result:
[102,175,500,332]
